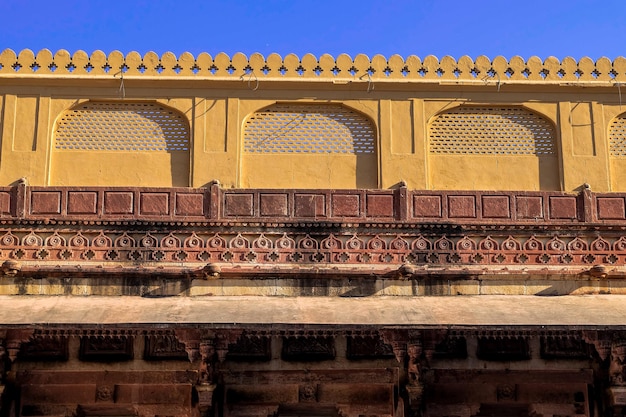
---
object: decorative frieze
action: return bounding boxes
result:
[477,336,531,361]
[1,50,624,85]
[79,336,134,361]
[282,336,335,361]
[540,336,591,360]
[18,336,69,361]
[144,334,188,361]
[346,335,395,360]
[3,228,626,270]
[227,334,272,362]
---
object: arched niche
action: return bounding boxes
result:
[241,103,378,189]
[427,106,560,191]
[51,101,190,186]
[608,112,626,191]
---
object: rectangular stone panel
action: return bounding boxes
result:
[68,192,98,215]
[21,384,96,404]
[549,196,578,219]
[597,197,626,220]
[346,336,395,360]
[225,384,299,405]
[144,335,188,360]
[18,336,69,361]
[104,192,134,215]
[31,191,61,214]
[413,195,442,217]
[366,194,394,217]
[175,193,205,216]
[332,194,360,217]
[114,384,191,405]
[282,336,335,361]
[227,336,272,361]
[482,195,511,218]
[609,386,626,406]
[260,193,288,217]
[0,191,11,214]
[448,195,476,218]
[317,383,392,405]
[80,336,134,361]
[224,194,254,217]
[477,336,530,361]
[516,196,543,219]
[294,194,326,217]
[140,193,169,216]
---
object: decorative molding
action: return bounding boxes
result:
[282,336,335,361]
[1,49,625,85]
[227,334,272,362]
[346,335,395,360]
[79,335,134,361]
[540,335,591,360]
[18,335,69,361]
[144,334,188,361]
[476,336,531,361]
[4,228,626,269]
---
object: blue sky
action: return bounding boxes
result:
[1,0,625,60]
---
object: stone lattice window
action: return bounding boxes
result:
[429,107,556,155]
[609,114,626,156]
[243,104,375,154]
[55,102,189,151]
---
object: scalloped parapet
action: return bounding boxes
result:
[1,49,625,83]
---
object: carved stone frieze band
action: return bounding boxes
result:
[2,228,626,269]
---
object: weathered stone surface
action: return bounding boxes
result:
[114,384,192,405]
[21,384,97,404]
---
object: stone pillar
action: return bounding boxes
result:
[608,339,626,413]
[406,334,424,417]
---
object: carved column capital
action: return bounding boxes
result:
[380,329,409,363]
[582,330,612,361]
[5,329,33,363]
[610,339,626,386]
[175,328,212,363]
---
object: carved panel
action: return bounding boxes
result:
[476,336,530,361]
[18,336,68,361]
[144,334,187,360]
[79,336,134,361]
[540,336,591,360]
[227,335,271,362]
[2,227,626,267]
[282,336,335,361]
[432,336,468,360]
[346,335,395,360]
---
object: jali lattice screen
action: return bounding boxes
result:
[55,102,190,151]
[429,107,556,155]
[609,115,626,156]
[243,104,375,154]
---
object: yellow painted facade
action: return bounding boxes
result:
[2,49,626,191]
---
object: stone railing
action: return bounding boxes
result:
[1,49,625,83]
[0,185,622,225]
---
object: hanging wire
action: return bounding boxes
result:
[616,81,622,110]
[359,73,374,93]
[241,70,259,91]
[115,71,126,99]
[481,71,501,92]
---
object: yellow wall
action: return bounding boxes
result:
[3,50,626,192]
